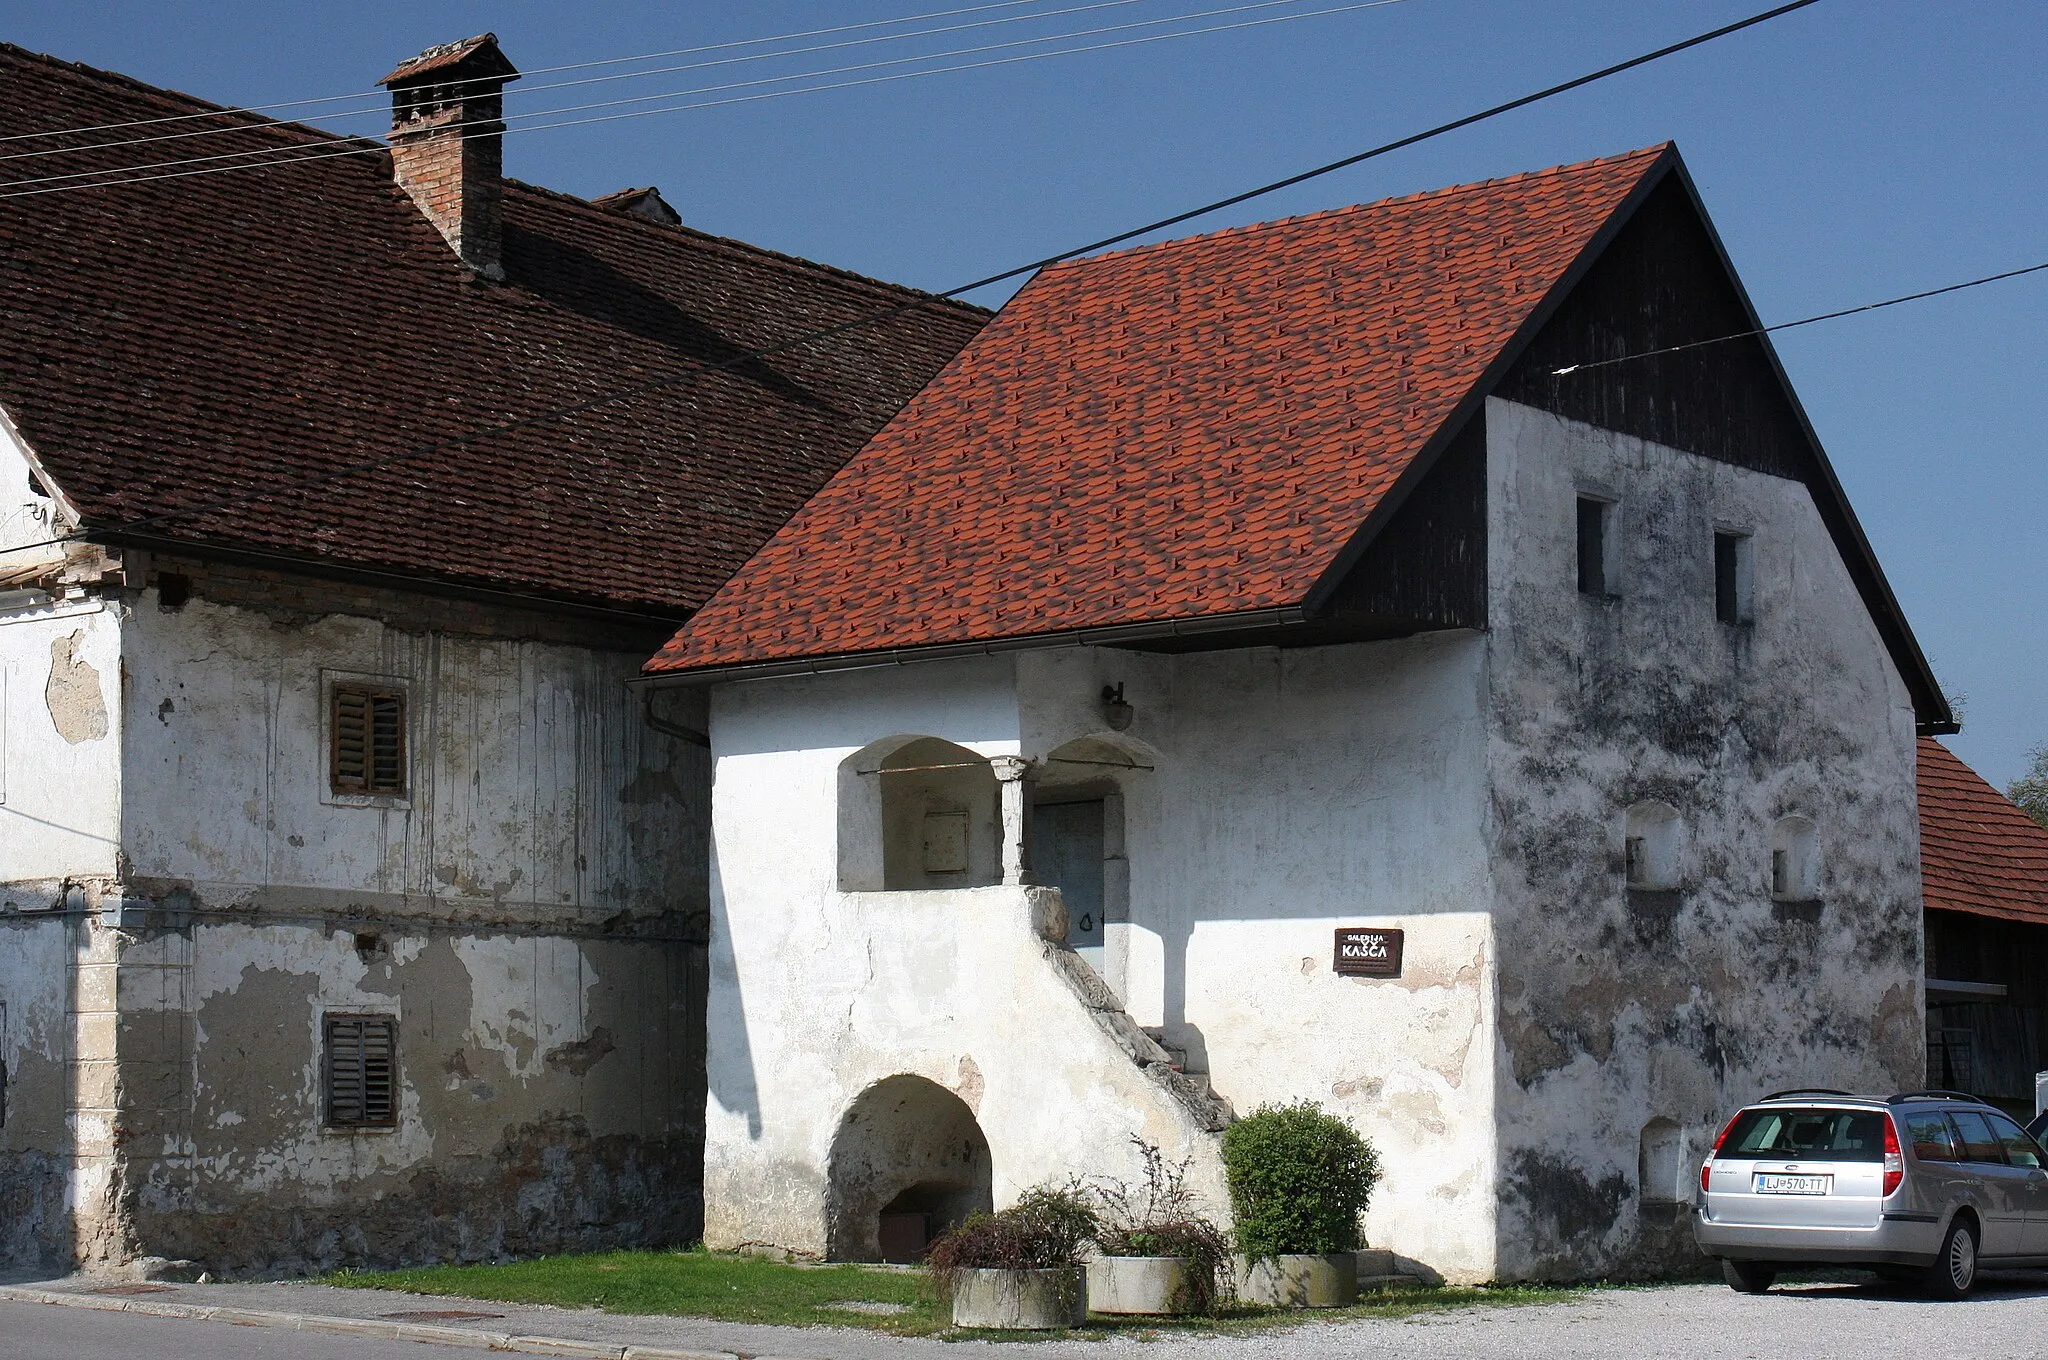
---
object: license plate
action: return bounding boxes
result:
[1754,1173,1831,1196]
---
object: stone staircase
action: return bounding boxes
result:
[1039,942,1233,1132]
[1140,1026,1224,1105]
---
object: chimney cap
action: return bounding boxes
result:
[381,33,519,88]
[592,186,682,228]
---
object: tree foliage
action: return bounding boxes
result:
[2011,745,2048,831]
[1220,1101,1381,1260]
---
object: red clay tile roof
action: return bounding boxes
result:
[0,44,986,616]
[1918,738,2048,927]
[648,145,1670,673]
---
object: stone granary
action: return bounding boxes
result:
[0,36,982,1275]
[643,145,1958,1281]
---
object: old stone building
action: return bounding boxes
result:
[643,145,1955,1281]
[0,36,982,1274]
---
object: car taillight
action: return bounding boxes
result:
[1702,1111,1741,1194]
[1883,1115,1903,1196]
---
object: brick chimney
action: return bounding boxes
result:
[380,34,520,280]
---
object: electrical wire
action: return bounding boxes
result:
[1,0,1827,562]
[0,0,1082,144]
[0,0,1160,166]
[1549,260,2048,374]
[0,0,1384,192]
[0,0,1392,196]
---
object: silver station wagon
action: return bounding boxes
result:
[1695,1089,2048,1298]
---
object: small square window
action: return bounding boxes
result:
[324,1013,397,1129]
[1576,496,1614,597]
[331,685,406,797]
[1715,531,1754,625]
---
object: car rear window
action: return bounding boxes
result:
[1723,1107,1887,1162]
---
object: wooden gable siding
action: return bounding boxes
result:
[1319,411,1487,631]
[1497,175,1811,483]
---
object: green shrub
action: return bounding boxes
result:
[926,1181,1099,1296]
[1221,1101,1381,1260]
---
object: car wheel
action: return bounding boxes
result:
[1722,1259,1776,1294]
[1921,1219,1978,1300]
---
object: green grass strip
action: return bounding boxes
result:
[327,1248,1581,1339]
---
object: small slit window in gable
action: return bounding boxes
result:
[331,685,406,797]
[1576,496,1615,598]
[324,1013,397,1129]
[1715,530,1754,625]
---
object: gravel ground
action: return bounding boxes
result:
[5,1272,2046,1358]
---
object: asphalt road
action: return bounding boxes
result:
[4,1275,2046,1359]
[0,1298,460,1360]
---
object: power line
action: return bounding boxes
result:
[2,0,1825,562]
[0,1,1400,198]
[1550,260,2048,375]
[0,0,1160,167]
[0,0,1080,144]
[0,0,1382,192]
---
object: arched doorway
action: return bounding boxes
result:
[825,1075,992,1262]
[1032,736,1149,974]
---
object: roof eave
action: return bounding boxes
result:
[637,604,1311,687]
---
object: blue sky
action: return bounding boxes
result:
[11,1,2042,787]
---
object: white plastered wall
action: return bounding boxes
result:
[706,635,1500,1279]
[1017,636,1499,1280]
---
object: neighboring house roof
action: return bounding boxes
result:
[1918,738,2048,927]
[642,145,1948,735]
[0,44,986,618]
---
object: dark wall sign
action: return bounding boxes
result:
[1334,927,1404,978]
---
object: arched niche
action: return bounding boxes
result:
[825,1074,993,1262]
[1771,815,1819,901]
[1623,801,1683,891]
[837,736,1000,892]
[1638,1116,1685,1205]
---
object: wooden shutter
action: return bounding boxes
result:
[325,1014,398,1128]
[331,686,406,796]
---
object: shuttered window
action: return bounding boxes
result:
[324,1014,397,1128]
[331,685,406,796]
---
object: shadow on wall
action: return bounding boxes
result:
[825,1074,991,1262]
[704,857,761,1140]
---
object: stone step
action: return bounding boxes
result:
[1139,1027,1206,1076]
[1360,1272,1423,1291]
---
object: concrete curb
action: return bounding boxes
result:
[0,1284,748,1360]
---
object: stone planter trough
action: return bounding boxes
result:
[1087,1254,1199,1315]
[1234,1251,1359,1308]
[950,1266,1088,1329]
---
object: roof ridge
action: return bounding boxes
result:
[505,176,993,316]
[1045,143,1673,273]
[0,40,370,154]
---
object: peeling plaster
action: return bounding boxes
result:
[45,629,108,743]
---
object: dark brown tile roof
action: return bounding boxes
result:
[1919,737,2048,927]
[0,43,986,616]
[648,146,1669,673]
